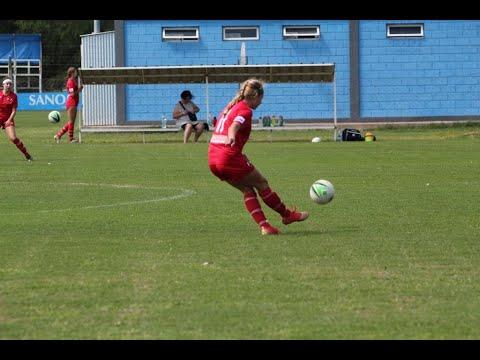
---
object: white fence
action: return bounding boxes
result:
[80,31,117,127]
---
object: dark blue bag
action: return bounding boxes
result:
[341,128,364,141]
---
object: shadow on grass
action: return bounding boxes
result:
[283,226,360,236]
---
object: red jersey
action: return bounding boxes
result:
[209,100,253,156]
[0,91,18,122]
[66,77,79,107]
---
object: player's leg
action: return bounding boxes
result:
[55,110,71,142]
[227,180,279,235]
[6,124,32,161]
[235,167,308,225]
[193,123,204,142]
[183,123,194,143]
[67,107,77,142]
[234,168,288,216]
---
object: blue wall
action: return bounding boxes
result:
[359,20,480,118]
[123,20,350,122]
[122,20,480,122]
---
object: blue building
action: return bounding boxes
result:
[82,20,480,125]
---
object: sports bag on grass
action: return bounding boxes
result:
[341,128,364,141]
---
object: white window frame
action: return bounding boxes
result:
[387,23,424,38]
[283,25,320,40]
[162,27,199,42]
[223,26,259,41]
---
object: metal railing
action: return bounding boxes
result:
[0,58,42,92]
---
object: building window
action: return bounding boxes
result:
[162,27,199,41]
[387,23,424,38]
[223,26,259,41]
[283,25,320,40]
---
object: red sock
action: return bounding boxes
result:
[12,138,30,158]
[259,187,289,217]
[57,123,69,138]
[244,191,268,227]
[68,122,75,140]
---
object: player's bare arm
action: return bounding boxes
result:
[227,122,241,146]
[6,107,16,124]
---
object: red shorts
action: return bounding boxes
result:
[0,119,15,129]
[209,152,255,182]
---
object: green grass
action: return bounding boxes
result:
[1,111,480,339]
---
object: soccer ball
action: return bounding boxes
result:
[48,111,61,123]
[311,136,321,143]
[309,179,335,204]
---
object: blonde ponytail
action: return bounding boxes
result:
[223,78,264,115]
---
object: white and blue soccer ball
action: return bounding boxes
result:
[309,179,335,204]
[48,110,61,123]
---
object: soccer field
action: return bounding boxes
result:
[1,112,480,339]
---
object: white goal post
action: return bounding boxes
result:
[78,63,337,141]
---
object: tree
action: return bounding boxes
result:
[2,20,115,91]
[0,20,18,33]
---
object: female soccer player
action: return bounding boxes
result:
[208,78,308,235]
[0,78,32,161]
[54,66,83,143]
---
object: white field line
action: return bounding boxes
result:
[0,182,195,215]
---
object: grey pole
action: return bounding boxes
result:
[93,20,101,33]
[333,72,337,141]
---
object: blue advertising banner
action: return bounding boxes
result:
[17,92,82,111]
